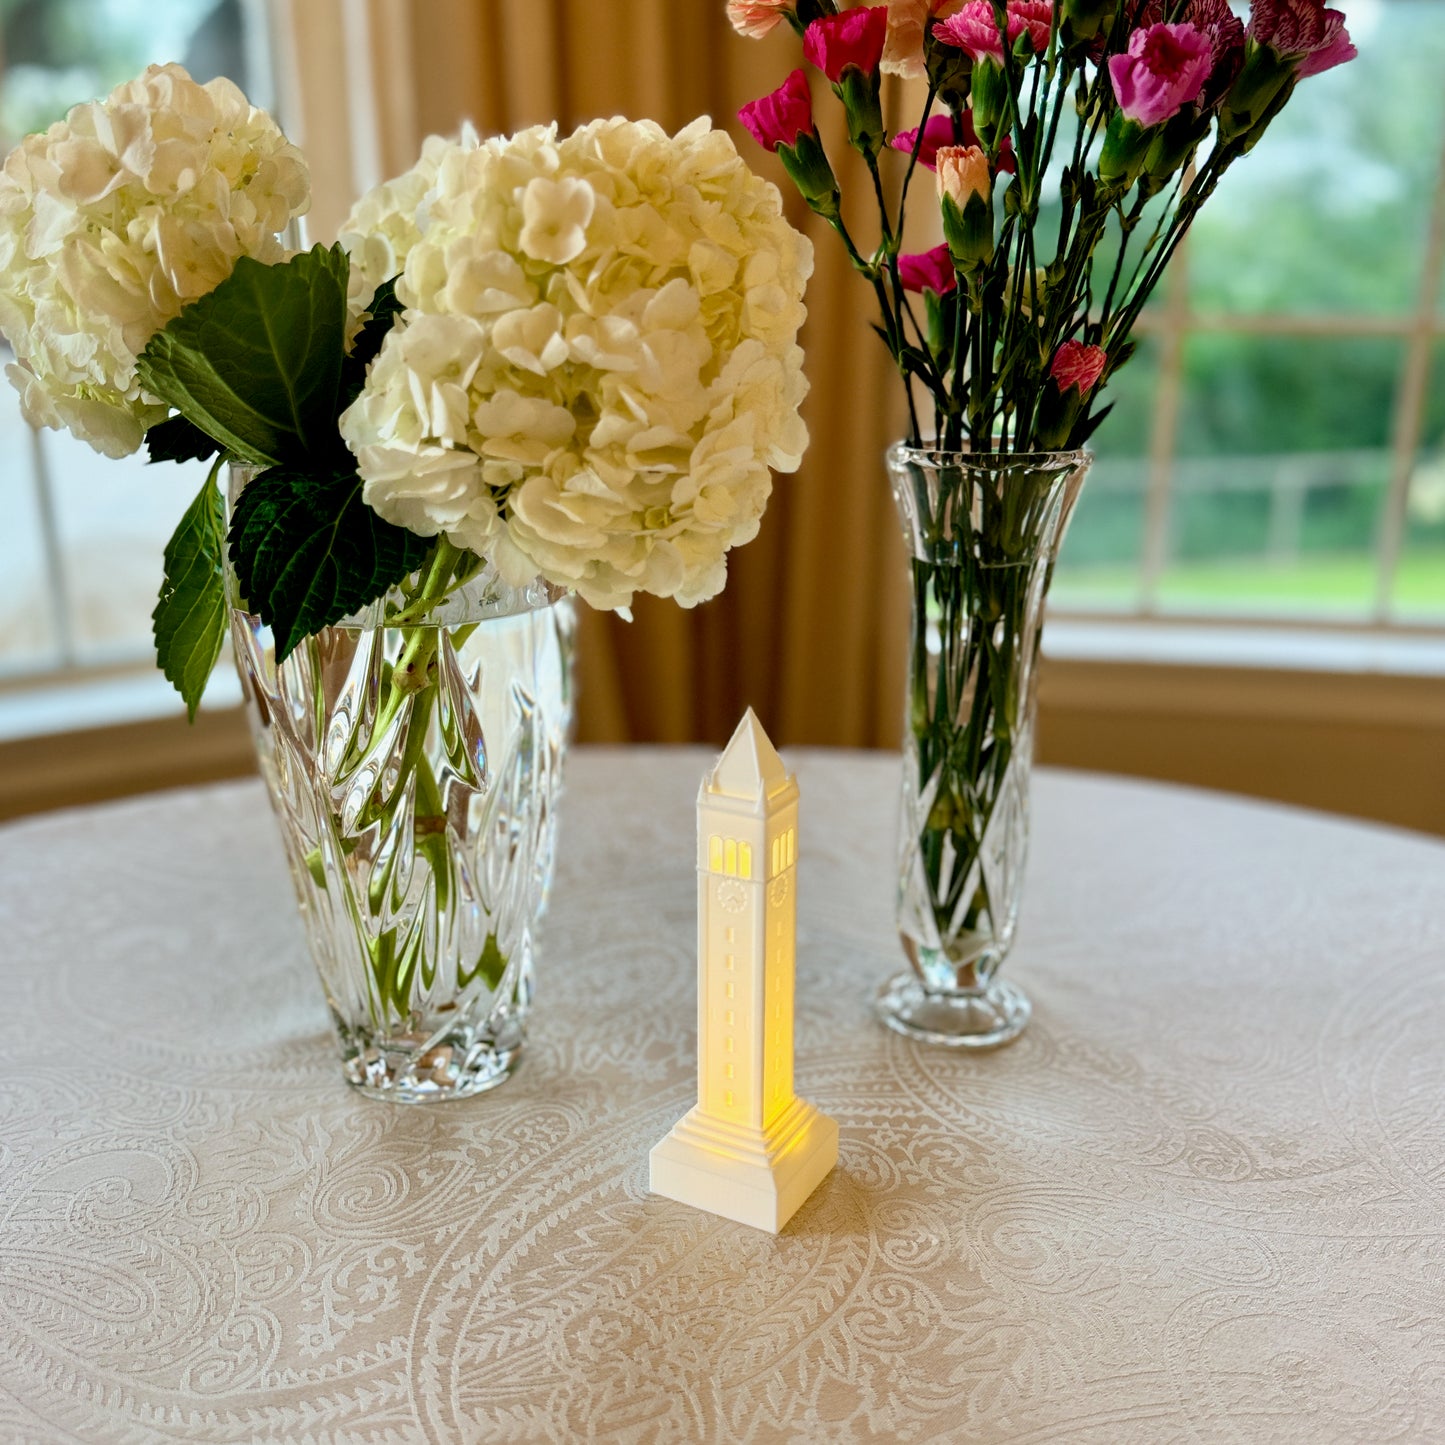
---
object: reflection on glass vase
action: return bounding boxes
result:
[876,444,1089,1048]
[228,477,574,1102]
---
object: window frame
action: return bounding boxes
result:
[1055,123,1445,631]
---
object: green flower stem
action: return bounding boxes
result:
[314,535,496,1029]
[906,460,1067,961]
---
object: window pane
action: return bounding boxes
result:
[1157,334,1401,617]
[1397,341,1445,619]
[1187,2,1445,317]
[1050,336,1158,610]
[0,0,259,144]
[0,0,267,686]
[41,428,217,664]
[0,381,59,673]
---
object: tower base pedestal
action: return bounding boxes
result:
[649,1095,838,1234]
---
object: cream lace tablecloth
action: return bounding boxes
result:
[3,749,1444,1444]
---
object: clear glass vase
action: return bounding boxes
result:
[876,444,1089,1048]
[228,476,574,1102]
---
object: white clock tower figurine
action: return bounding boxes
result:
[649,709,838,1233]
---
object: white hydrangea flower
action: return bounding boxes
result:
[0,64,309,457]
[340,116,812,612]
[337,126,477,321]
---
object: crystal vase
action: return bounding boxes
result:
[875,444,1089,1048]
[229,490,574,1102]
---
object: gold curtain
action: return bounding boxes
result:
[285,0,913,748]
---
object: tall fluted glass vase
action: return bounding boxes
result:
[228,473,574,1102]
[876,445,1089,1048]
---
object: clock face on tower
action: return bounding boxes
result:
[768,875,789,908]
[717,879,748,913]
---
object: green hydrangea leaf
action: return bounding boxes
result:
[229,465,432,662]
[152,462,229,721]
[136,243,350,468]
[339,275,403,409]
[145,414,221,466]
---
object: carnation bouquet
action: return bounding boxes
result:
[728,0,1356,1041]
[731,0,1353,451]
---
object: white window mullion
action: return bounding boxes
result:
[27,426,78,668]
[1373,128,1445,622]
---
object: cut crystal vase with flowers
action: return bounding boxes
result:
[0,69,812,1094]
[731,0,1356,1042]
[229,462,576,1100]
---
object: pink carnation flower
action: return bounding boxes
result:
[803,6,891,82]
[726,0,794,39]
[889,113,1017,173]
[898,244,957,295]
[933,0,1053,63]
[1249,0,1355,76]
[1297,9,1356,78]
[1300,19,1352,78]
[1009,0,1055,53]
[1129,1,1246,105]
[738,69,815,152]
[1108,22,1213,128]
[1050,340,1107,396]
[881,0,964,80]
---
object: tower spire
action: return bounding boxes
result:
[707,707,789,801]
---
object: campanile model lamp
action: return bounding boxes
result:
[649,710,838,1233]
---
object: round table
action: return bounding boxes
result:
[3,749,1444,1443]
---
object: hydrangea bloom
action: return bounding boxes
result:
[338,128,472,318]
[339,117,813,612]
[0,64,308,457]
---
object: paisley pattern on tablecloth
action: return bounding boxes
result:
[1,752,1443,1443]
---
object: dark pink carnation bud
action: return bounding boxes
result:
[888,113,1017,173]
[898,244,958,296]
[1050,340,1107,395]
[802,6,891,82]
[738,69,815,153]
[1109,21,1213,127]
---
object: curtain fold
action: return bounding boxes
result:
[281,0,911,748]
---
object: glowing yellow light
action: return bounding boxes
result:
[651,711,837,1232]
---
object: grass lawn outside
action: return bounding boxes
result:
[1050,549,1445,620]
